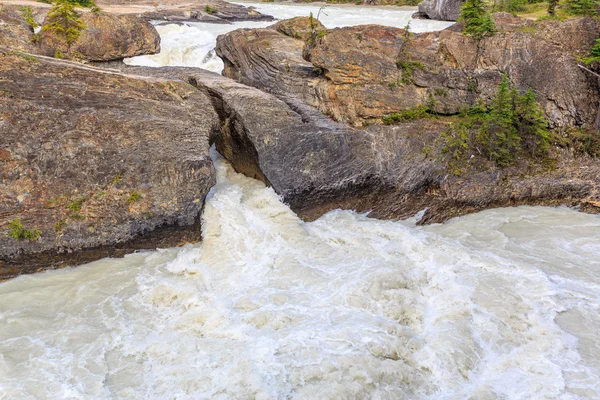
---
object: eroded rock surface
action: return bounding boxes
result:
[216,15,600,128]
[0,49,217,279]
[39,11,160,61]
[417,0,463,21]
[118,65,600,227]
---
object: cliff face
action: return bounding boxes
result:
[0,49,217,279]
[216,15,600,128]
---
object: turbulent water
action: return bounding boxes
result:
[124,3,453,72]
[3,5,600,399]
[1,151,599,399]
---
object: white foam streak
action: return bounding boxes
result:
[125,3,454,73]
[1,150,599,399]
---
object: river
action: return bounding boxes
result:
[2,3,600,399]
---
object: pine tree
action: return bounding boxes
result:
[566,0,599,15]
[480,75,520,166]
[459,0,496,40]
[515,89,550,157]
[547,0,559,15]
[43,0,85,57]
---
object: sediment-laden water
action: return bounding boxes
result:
[2,5,599,399]
[1,151,599,399]
[124,3,453,72]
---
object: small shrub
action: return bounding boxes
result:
[565,128,600,158]
[581,39,600,65]
[67,197,85,212]
[54,220,68,232]
[127,191,142,203]
[8,219,42,241]
[382,105,432,124]
[204,5,218,14]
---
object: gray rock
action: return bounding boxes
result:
[417,0,464,21]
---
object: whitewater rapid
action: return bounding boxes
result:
[1,150,599,399]
[124,3,454,72]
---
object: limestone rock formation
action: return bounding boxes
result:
[38,11,160,61]
[0,49,217,279]
[216,15,600,128]
[417,0,464,21]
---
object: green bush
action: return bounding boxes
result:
[204,5,218,14]
[382,105,432,124]
[8,219,42,241]
[126,191,142,203]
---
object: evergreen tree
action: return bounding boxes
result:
[515,89,550,157]
[547,0,559,15]
[43,0,85,57]
[566,0,599,15]
[459,0,496,40]
[480,75,520,166]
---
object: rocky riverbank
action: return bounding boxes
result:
[1,6,599,279]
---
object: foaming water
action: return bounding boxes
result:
[1,150,599,399]
[125,3,453,72]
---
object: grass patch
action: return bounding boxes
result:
[12,52,38,62]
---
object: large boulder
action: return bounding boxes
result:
[216,15,600,128]
[38,11,160,61]
[417,0,464,21]
[0,5,161,61]
[0,49,217,279]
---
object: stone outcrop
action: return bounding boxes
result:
[0,5,161,61]
[417,0,463,21]
[0,49,217,279]
[0,11,36,53]
[216,15,600,128]
[118,65,600,228]
[96,0,274,23]
[39,11,160,61]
